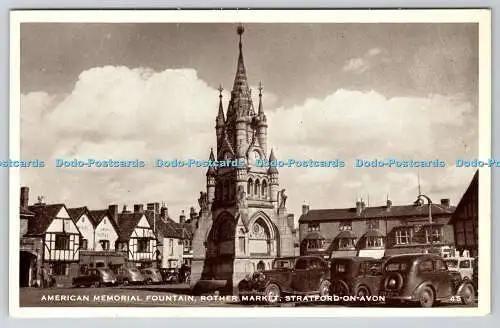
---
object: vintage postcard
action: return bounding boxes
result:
[9,9,491,317]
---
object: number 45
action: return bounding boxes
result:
[450,296,462,302]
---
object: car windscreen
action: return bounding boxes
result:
[384,260,411,273]
[273,259,292,269]
[445,259,458,269]
[330,260,350,274]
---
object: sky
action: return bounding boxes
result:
[19,23,479,223]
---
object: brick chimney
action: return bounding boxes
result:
[122,205,131,213]
[160,205,168,221]
[134,204,144,213]
[179,210,186,225]
[108,204,118,222]
[386,199,392,211]
[302,205,310,215]
[20,186,29,208]
[147,202,160,214]
[440,198,450,207]
[356,201,363,216]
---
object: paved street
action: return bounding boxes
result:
[19,284,478,308]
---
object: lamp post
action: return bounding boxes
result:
[417,194,433,224]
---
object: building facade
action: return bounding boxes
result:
[26,199,81,287]
[450,170,478,257]
[19,187,42,287]
[191,26,295,288]
[115,205,158,269]
[299,197,456,260]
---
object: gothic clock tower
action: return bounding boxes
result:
[191,25,295,290]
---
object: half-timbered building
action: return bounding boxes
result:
[115,206,157,269]
[27,201,81,286]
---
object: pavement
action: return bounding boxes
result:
[19,284,478,308]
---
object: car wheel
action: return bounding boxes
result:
[356,286,370,297]
[460,284,475,305]
[264,283,281,305]
[418,287,435,308]
[332,281,349,297]
[319,280,331,297]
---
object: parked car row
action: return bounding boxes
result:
[238,254,477,308]
[72,267,186,288]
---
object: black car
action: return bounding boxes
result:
[237,256,330,305]
[379,254,475,307]
[160,268,179,283]
[330,257,384,299]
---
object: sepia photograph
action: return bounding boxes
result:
[9,9,491,317]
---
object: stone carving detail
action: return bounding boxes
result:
[278,189,287,209]
[198,191,209,211]
[236,185,247,209]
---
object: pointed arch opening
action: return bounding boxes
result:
[254,179,261,198]
[261,180,268,199]
[247,178,253,196]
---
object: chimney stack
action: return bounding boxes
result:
[179,210,186,225]
[20,186,29,208]
[147,202,160,214]
[356,201,363,216]
[134,204,144,213]
[108,204,118,224]
[122,205,131,213]
[386,199,392,211]
[160,204,168,221]
[302,204,310,215]
[440,198,450,207]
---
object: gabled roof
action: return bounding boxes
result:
[299,203,455,223]
[68,206,96,227]
[89,209,120,233]
[26,204,67,235]
[144,211,185,239]
[116,212,146,241]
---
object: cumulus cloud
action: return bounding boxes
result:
[343,47,384,74]
[20,65,478,221]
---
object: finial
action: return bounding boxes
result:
[218,84,224,98]
[237,24,244,48]
[258,81,263,96]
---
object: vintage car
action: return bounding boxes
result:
[444,256,474,281]
[141,268,163,284]
[329,257,384,298]
[115,267,145,285]
[379,254,475,307]
[72,268,117,288]
[237,256,330,305]
[160,268,179,283]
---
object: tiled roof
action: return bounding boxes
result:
[144,211,185,239]
[89,209,120,233]
[299,203,455,223]
[20,206,35,216]
[116,212,144,241]
[26,204,65,235]
[68,206,96,227]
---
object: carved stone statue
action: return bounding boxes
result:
[198,191,209,212]
[278,189,287,209]
[236,185,247,209]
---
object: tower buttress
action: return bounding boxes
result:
[215,85,225,151]
[206,148,216,204]
[257,82,268,156]
[268,148,279,208]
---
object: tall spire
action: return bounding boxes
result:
[216,84,225,126]
[206,148,216,176]
[258,81,264,115]
[233,24,250,93]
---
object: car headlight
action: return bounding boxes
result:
[388,278,397,289]
[258,273,266,282]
